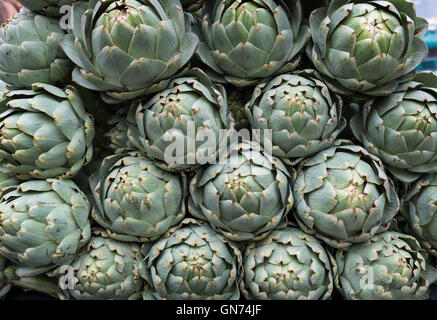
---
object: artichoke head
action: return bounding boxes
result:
[90,153,187,243]
[0,10,72,88]
[0,179,92,277]
[197,0,310,87]
[245,69,346,163]
[62,0,199,103]
[242,225,337,300]
[351,72,437,183]
[293,141,400,249]
[188,142,294,242]
[307,0,428,97]
[335,231,437,300]
[140,218,242,300]
[60,230,143,300]
[0,83,95,180]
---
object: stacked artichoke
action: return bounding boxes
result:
[0,0,436,301]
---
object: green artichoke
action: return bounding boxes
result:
[18,0,74,16]
[351,72,437,183]
[196,0,310,87]
[140,218,242,300]
[245,69,346,164]
[188,142,294,242]
[60,230,143,300]
[335,231,437,300]
[90,153,186,243]
[307,0,428,97]
[127,68,233,172]
[241,225,337,300]
[0,83,95,180]
[293,141,399,249]
[401,173,437,257]
[62,0,199,103]
[0,10,72,89]
[0,179,91,277]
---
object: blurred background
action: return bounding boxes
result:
[414,0,437,71]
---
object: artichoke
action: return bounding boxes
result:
[401,173,437,257]
[60,230,143,300]
[0,10,72,89]
[335,231,437,300]
[293,141,400,249]
[127,68,233,172]
[18,0,74,16]
[351,72,437,183]
[62,0,199,103]
[245,69,346,164]
[241,225,337,300]
[90,153,186,243]
[188,142,294,242]
[0,83,95,180]
[196,0,310,87]
[0,179,91,277]
[140,218,242,300]
[307,0,428,97]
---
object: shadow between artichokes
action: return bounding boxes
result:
[188,141,294,242]
[140,218,242,300]
[335,231,437,300]
[351,72,437,183]
[241,224,337,300]
[62,0,199,104]
[307,0,428,98]
[292,140,400,249]
[90,152,187,243]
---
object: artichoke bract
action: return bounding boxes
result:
[60,230,143,300]
[401,173,437,257]
[127,68,233,172]
[188,142,294,242]
[62,0,199,103]
[140,218,242,300]
[0,10,72,89]
[241,225,337,300]
[105,108,135,155]
[18,0,74,16]
[0,83,95,180]
[197,0,310,87]
[0,179,91,277]
[307,0,428,97]
[335,231,437,300]
[90,153,186,243]
[293,141,400,249]
[245,69,346,164]
[351,72,437,183]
